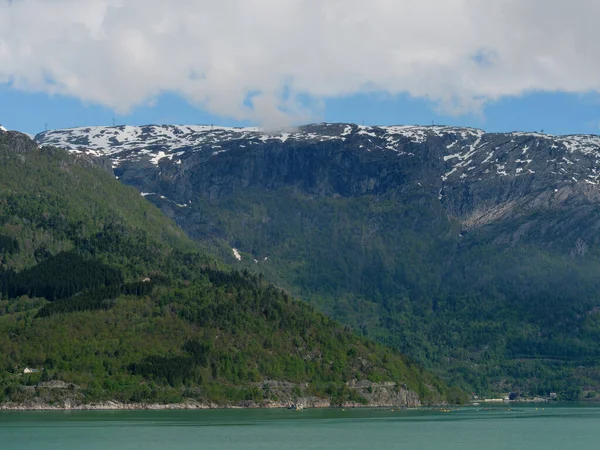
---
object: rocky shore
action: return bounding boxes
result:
[0,399,405,411]
[0,381,424,411]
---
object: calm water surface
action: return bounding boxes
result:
[1,405,598,449]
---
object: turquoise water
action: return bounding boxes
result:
[1,405,598,449]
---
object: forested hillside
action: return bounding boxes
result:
[0,129,451,408]
[36,123,600,400]
[178,185,600,400]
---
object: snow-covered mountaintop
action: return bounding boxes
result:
[34,123,600,189]
[0,124,7,132]
[37,124,355,167]
[36,123,486,160]
[38,125,261,156]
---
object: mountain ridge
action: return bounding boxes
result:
[36,122,600,237]
[35,123,600,196]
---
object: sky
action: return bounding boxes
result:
[2,0,600,136]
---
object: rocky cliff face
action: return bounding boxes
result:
[36,123,600,234]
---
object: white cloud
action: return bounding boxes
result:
[1,0,599,126]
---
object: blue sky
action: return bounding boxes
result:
[2,88,600,137]
[3,1,600,137]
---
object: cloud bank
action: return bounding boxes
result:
[1,0,599,126]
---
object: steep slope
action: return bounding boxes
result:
[36,123,600,399]
[0,128,450,408]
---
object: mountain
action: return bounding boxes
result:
[36,123,600,400]
[0,128,451,409]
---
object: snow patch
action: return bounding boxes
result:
[481,151,494,164]
[232,248,242,261]
[442,167,458,181]
[444,153,461,162]
[357,127,377,138]
[562,157,574,165]
[341,125,353,137]
[150,151,167,165]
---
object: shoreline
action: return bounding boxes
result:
[4,399,589,411]
[0,400,413,411]
[1,381,428,411]
[3,398,580,412]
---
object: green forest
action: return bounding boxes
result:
[181,186,600,400]
[0,131,451,407]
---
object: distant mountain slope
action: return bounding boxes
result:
[36,123,600,192]
[36,123,600,248]
[36,123,600,399]
[0,128,450,408]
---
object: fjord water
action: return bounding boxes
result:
[1,405,598,450]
